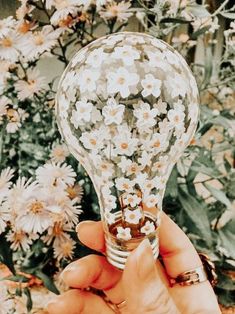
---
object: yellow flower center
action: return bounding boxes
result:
[121,142,128,149]
[143,112,149,119]
[53,222,63,236]
[34,34,44,46]
[153,140,160,148]
[89,138,97,146]
[110,109,118,116]
[2,38,12,47]
[118,77,125,85]
[61,242,73,256]
[29,201,44,214]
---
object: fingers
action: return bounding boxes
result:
[123,239,179,314]
[77,214,202,278]
[76,221,105,253]
[47,289,113,314]
[159,213,202,277]
[61,254,121,291]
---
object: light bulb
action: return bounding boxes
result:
[56,32,199,270]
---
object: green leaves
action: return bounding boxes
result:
[35,270,60,295]
[0,232,15,275]
[204,184,232,208]
[178,187,212,245]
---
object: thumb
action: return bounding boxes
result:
[122,239,179,314]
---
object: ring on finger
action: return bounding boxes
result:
[169,253,217,287]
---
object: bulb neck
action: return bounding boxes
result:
[105,231,159,270]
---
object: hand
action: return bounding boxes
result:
[47,213,221,314]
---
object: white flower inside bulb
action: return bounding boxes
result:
[56,32,199,270]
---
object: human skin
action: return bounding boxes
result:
[47,213,221,314]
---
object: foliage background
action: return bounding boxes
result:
[0,0,234,312]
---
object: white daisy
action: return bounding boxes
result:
[165,73,188,98]
[153,176,167,190]
[20,26,61,60]
[42,222,71,245]
[102,97,125,125]
[49,197,81,226]
[158,118,172,134]
[123,194,141,208]
[91,106,103,124]
[152,155,169,174]
[0,31,21,62]
[116,177,134,193]
[99,1,133,22]
[142,179,155,192]
[140,221,155,235]
[118,156,132,173]
[6,108,25,133]
[144,194,159,208]
[80,130,104,150]
[138,151,152,168]
[134,102,158,130]
[150,133,169,153]
[15,69,47,100]
[116,226,131,241]
[146,50,167,70]
[85,47,107,68]
[0,60,11,85]
[77,68,100,93]
[16,196,53,234]
[113,132,138,156]
[126,162,142,176]
[0,16,16,39]
[104,194,116,210]
[97,160,114,178]
[36,162,76,188]
[71,98,93,128]
[53,234,76,260]
[50,144,69,163]
[164,50,181,67]
[154,99,167,114]
[104,210,116,225]
[107,67,139,98]
[135,172,148,187]
[167,107,185,129]
[6,229,38,251]
[50,0,85,25]
[141,74,162,98]
[124,207,142,224]
[112,45,140,66]
[0,167,14,199]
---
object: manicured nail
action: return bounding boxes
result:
[134,238,155,280]
[76,220,94,235]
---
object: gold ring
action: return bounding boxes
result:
[169,253,217,287]
[104,298,127,313]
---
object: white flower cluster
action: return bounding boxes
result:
[57,32,199,240]
[0,163,82,260]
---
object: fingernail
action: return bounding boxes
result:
[76,220,94,235]
[134,239,155,280]
[60,263,79,281]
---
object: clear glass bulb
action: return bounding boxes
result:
[56,32,199,269]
